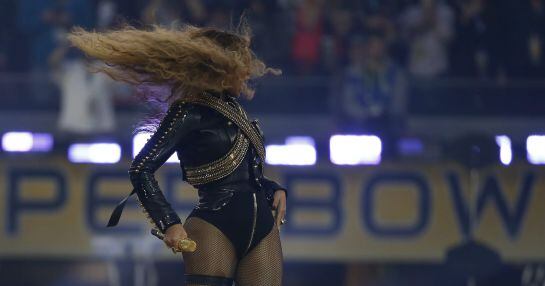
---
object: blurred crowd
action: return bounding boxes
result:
[2,0,545,77]
[0,0,544,134]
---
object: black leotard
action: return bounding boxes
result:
[108,91,286,260]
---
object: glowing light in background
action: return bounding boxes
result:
[330,135,382,165]
[495,135,512,166]
[68,143,121,164]
[1,132,53,152]
[527,135,545,165]
[265,136,317,166]
[133,133,179,163]
[397,137,424,156]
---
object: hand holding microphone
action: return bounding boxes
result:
[151,225,197,253]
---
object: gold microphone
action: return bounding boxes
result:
[151,229,197,253]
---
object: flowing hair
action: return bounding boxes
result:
[67,23,280,131]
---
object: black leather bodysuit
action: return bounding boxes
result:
[109,91,286,260]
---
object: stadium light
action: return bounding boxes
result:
[495,135,512,166]
[1,132,53,152]
[330,135,382,165]
[265,136,317,166]
[68,143,121,164]
[527,135,545,165]
[397,137,424,156]
[133,132,179,163]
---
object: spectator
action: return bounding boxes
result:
[337,33,407,134]
[142,0,183,26]
[450,0,491,78]
[183,0,207,25]
[360,0,397,40]
[359,0,404,67]
[113,0,147,22]
[17,0,57,73]
[450,0,518,80]
[206,5,231,30]
[96,0,117,28]
[17,0,93,104]
[0,0,16,71]
[322,7,358,73]
[142,0,207,26]
[291,0,325,74]
[246,0,282,64]
[400,0,454,78]
[17,0,92,70]
[512,0,545,78]
[48,0,117,134]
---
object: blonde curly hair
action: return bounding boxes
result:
[68,23,280,100]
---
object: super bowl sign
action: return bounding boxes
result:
[0,157,544,261]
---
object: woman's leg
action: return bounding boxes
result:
[235,225,283,286]
[183,217,238,286]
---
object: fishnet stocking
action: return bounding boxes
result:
[235,225,283,286]
[183,217,238,285]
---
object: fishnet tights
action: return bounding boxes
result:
[182,217,283,286]
[235,225,283,286]
[183,217,237,286]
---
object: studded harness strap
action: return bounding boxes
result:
[182,93,266,162]
[107,93,266,228]
[181,92,266,185]
[184,131,250,185]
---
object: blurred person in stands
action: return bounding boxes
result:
[451,0,516,79]
[17,0,91,103]
[0,0,15,72]
[207,5,232,30]
[246,0,292,70]
[337,32,407,135]
[359,0,398,42]
[69,21,287,286]
[322,6,358,73]
[400,0,454,78]
[142,0,183,26]
[142,0,207,26]
[291,0,325,74]
[450,0,491,78]
[183,0,208,25]
[17,0,58,75]
[513,0,545,78]
[245,0,283,65]
[358,0,403,63]
[108,0,146,21]
[52,0,116,134]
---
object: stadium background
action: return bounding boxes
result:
[1,0,545,285]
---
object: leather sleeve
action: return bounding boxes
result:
[129,102,200,233]
[260,176,288,198]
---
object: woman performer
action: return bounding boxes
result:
[69,23,287,286]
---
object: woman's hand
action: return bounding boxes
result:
[272,190,287,228]
[163,224,188,249]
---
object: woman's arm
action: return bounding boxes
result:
[260,176,287,197]
[129,102,200,233]
[260,176,287,227]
